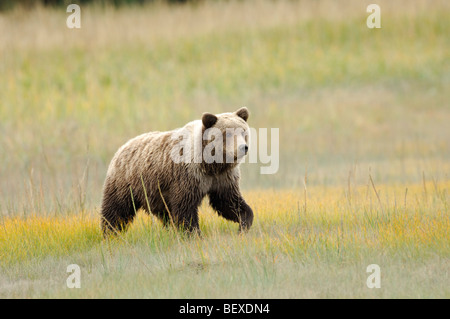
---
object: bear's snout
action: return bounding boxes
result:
[239,144,249,155]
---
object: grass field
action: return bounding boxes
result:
[0,0,449,298]
[1,183,449,298]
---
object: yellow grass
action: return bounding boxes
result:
[1,179,449,298]
[2,182,448,265]
[1,182,448,297]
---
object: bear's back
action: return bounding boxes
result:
[106,131,171,181]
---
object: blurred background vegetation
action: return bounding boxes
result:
[0,0,449,216]
[1,0,192,11]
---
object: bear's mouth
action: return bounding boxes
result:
[223,154,245,163]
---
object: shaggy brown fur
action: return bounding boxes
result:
[100,107,253,236]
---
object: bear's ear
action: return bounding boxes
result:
[202,112,218,129]
[235,107,249,122]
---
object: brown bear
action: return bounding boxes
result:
[100,107,254,236]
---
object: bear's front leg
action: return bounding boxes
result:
[208,187,254,232]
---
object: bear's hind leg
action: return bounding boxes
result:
[101,193,138,237]
[169,199,201,235]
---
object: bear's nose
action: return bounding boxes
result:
[239,144,249,154]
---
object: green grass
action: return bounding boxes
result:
[0,0,449,298]
[1,185,449,298]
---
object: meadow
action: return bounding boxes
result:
[0,0,449,298]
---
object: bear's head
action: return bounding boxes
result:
[201,107,250,174]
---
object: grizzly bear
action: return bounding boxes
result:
[100,107,254,236]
